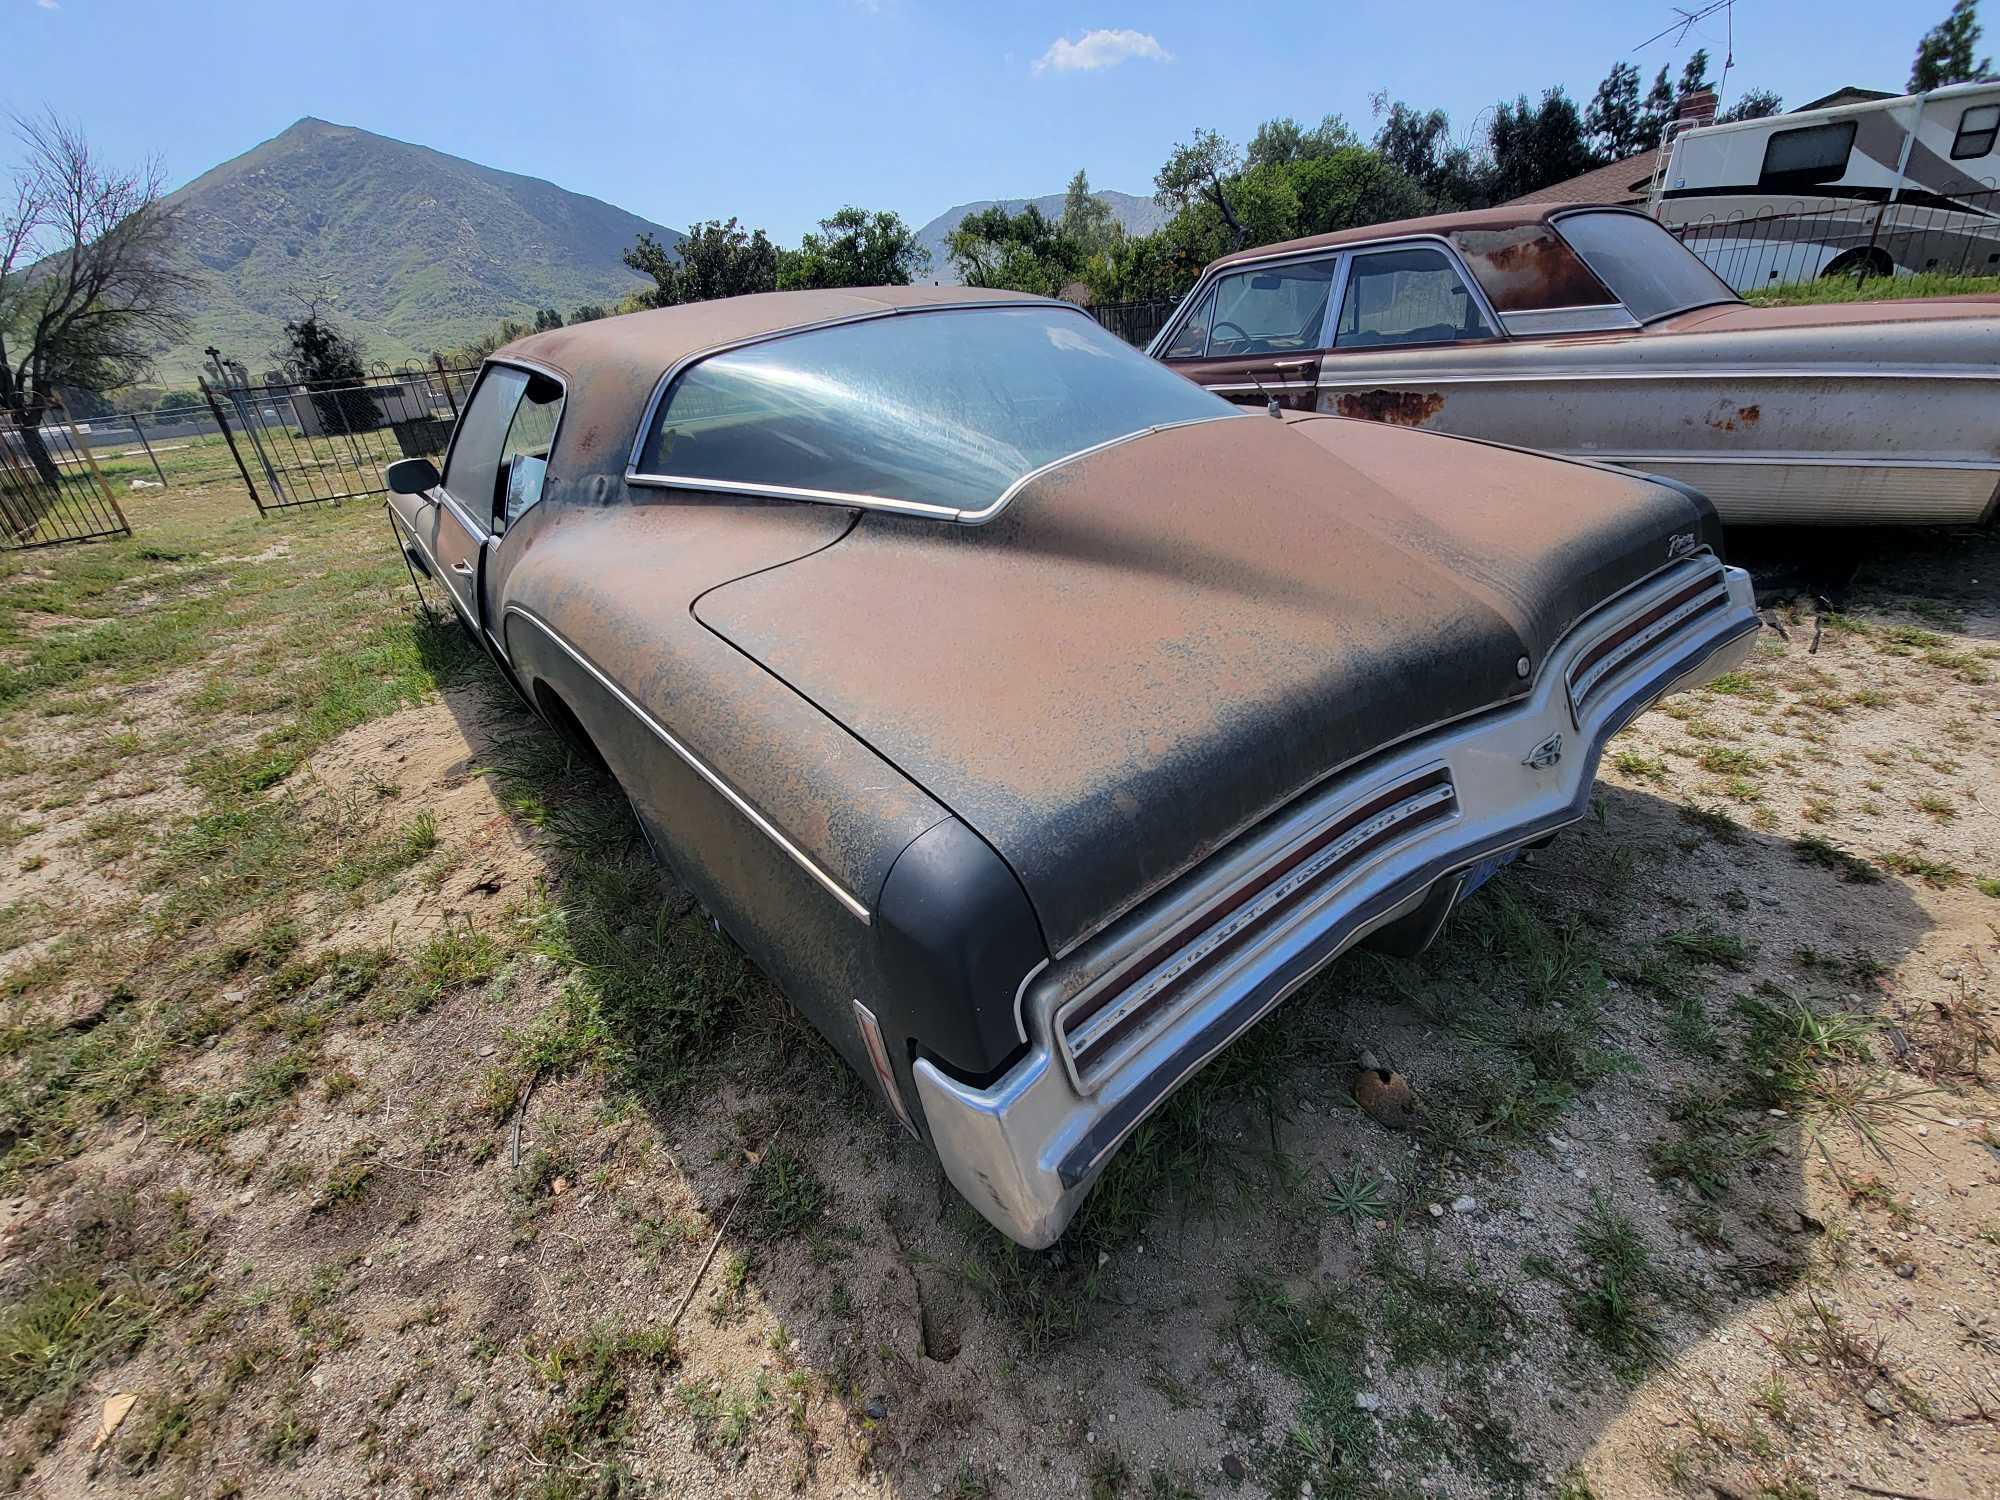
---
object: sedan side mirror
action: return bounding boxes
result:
[385,457,440,495]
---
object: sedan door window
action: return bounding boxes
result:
[1160,286,1215,358]
[1334,246,1497,349]
[1204,260,1338,358]
[440,364,565,532]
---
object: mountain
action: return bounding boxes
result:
[158,118,680,380]
[913,190,1168,285]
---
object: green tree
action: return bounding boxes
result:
[1678,48,1714,98]
[1372,97,1493,208]
[1059,170,1121,259]
[1717,88,1783,124]
[1155,127,1248,248]
[532,307,563,332]
[1246,114,1358,168]
[567,303,608,324]
[1911,0,1991,90]
[1585,62,1646,158]
[624,218,778,307]
[152,388,202,416]
[777,206,929,290]
[945,203,1080,294]
[277,283,380,432]
[1636,66,1676,150]
[1488,88,1597,202]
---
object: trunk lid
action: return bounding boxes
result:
[694,414,1714,953]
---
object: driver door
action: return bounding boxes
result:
[428,363,562,646]
[1156,256,1338,410]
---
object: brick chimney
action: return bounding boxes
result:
[1675,89,1719,129]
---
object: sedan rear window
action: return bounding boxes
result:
[634,306,1237,516]
[1554,211,1737,322]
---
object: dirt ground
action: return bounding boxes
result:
[1,491,1996,1500]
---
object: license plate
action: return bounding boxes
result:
[1458,848,1519,900]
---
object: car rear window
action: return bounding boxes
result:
[633,305,1238,516]
[1554,211,1737,322]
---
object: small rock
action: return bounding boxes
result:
[1352,1068,1416,1130]
[1451,1195,1478,1214]
[309,1371,325,1391]
[1896,1262,1917,1279]
[1354,1392,1381,1411]
[1086,1430,1096,1443]
[1863,1387,1898,1418]
[865,1396,887,1421]
[1221,1455,1247,1482]
[236,1190,254,1207]
[1428,1202,1444,1218]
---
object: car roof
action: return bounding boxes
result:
[492,285,1056,488]
[496,284,1048,382]
[1202,203,1589,273]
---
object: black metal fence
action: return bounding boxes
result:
[1668,185,2000,291]
[1085,297,1183,348]
[0,397,133,551]
[201,359,479,513]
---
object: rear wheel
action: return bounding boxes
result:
[1820,247,1891,281]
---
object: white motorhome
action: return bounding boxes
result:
[1652,81,2000,290]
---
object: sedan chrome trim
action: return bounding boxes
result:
[1497,305,1640,336]
[1598,452,2000,471]
[1315,363,2000,387]
[502,604,872,923]
[627,412,1247,525]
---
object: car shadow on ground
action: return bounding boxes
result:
[411,576,1947,1495]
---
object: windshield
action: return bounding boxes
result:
[635,305,1238,516]
[1554,211,1738,322]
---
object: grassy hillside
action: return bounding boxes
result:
[156,118,679,381]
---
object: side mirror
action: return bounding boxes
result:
[385,457,440,495]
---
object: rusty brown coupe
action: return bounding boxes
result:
[383,287,1759,1246]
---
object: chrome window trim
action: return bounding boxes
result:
[501,604,872,923]
[1189,251,1346,361]
[626,412,1247,525]
[436,356,573,540]
[1314,363,2000,386]
[1497,305,1641,336]
[623,299,1240,524]
[1329,238,1506,351]
[1153,233,1509,359]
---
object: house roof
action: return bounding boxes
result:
[1501,149,1662,208]
[1793,86,1895,112]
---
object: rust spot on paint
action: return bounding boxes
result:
[1706,401,1762,433]
[1335,389,1446,427]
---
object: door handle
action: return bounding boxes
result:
[450,560,474,576]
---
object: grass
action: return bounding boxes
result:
[1526,1194,1668,1380]
[1232,1276,1374,1500]
[1747,271,2000,306]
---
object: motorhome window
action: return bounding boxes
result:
[1952,104,1999,161]
[1758,121,1857,189]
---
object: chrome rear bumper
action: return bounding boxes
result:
[914,559,1760,1248]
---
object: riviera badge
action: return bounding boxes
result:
[1523,732,1564,770]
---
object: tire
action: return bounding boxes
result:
[1819,248,1891,282]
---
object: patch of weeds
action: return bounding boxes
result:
[258,1407,317,1464]
[526,1323,679,1472]
[1738,989,1875,1106]
[1793,835,1882,884]
[1088,1447,1133,1500]
[1320,1165,1388,1227]
[1677,803,1740,844]
[1662,990,1724,1059]
[1232,1276,1373,1500]
[1876,850,1961,888]
[1978,876,2000,899]
[739,1144,829,1241]
[1697,746,1764,775]
[1611,749,1666,782]
[1914,792,1956,822]
[1660,925,1752,971]
[386,920,501,1019]
[1525,1194,1666,1379]
[677,1369,767,1456]
[313,1157,377,1214]
[1648,1086,1755,1198]
[1371,1237,1515,1370]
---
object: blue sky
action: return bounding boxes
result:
[2,0,1952,240]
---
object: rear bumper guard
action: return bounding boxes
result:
[915,562,1759,1248]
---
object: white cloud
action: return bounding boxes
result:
[37,0,62,11]
[1033,28,1171,76]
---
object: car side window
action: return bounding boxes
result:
[440,365,564,533]
[1333,246,1497,349]
[1161,286,1214,358]
[1952,104,1999,160]
[1205,259,1338,358]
